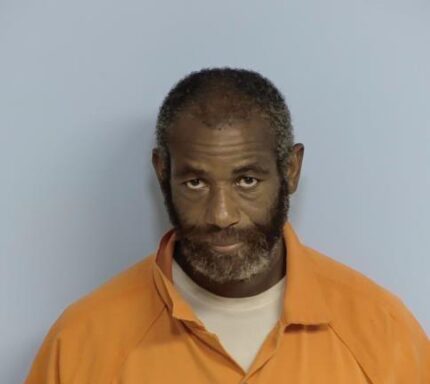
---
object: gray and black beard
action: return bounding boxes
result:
[160,169,289,284]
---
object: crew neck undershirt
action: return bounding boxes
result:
[172,258,285,371]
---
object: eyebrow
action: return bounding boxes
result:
[174,162,271,178]
[174,165,208,178]
[232,163,271,175]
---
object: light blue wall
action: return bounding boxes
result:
[1,1,429,382]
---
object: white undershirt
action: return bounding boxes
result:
[172,259,285,371]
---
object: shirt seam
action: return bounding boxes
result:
[327,323,376,383]
[110,304,167,383]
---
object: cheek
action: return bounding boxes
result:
[234,172,280,215]
[240,188,279,224]
[171,186,207,225]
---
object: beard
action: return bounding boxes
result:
[160,168,289,284]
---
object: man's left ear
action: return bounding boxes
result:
[286,143,305,194]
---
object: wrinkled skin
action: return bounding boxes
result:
[153,109,304,297]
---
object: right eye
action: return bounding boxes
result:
[184,179,206,190]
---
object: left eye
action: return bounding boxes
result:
[236,176,259,188]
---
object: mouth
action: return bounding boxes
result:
[210,242,243,254]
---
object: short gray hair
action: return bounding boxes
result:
[155,67,295,171]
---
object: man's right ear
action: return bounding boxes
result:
[152,148,167,184]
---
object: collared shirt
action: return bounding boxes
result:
[25,223,429,383]
[171,257,285,371]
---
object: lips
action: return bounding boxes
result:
[210,242,243,253]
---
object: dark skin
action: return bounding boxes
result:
[153,111,304,297]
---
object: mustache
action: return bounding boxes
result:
[177,226,268,244]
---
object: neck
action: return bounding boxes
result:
[173,238,286,298]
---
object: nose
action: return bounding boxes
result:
[205,186,240,229]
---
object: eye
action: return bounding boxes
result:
[184,178,206,190]
[236,176,259,189]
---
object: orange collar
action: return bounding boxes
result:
[152,223,331,328]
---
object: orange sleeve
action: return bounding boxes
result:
[388,297,430,382]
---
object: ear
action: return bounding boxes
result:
[286,143,305,194]
[152,148,168,184]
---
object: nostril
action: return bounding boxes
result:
[206,202,240,228]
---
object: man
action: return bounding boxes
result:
[26,68,429,383]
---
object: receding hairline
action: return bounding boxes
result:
[164,88,273,137]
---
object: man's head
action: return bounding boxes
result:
[153,68,304,284]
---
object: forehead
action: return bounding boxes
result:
[168,112,277,169]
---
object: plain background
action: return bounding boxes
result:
[1,1,429,382]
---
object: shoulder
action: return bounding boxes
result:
[305,245,401,312]
[55,255,163,337]
[56,254,163,330]
[304,246,429,381]
[25,254,166,383]
[304,245,423,329]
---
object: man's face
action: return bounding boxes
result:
[158,111,289,284]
